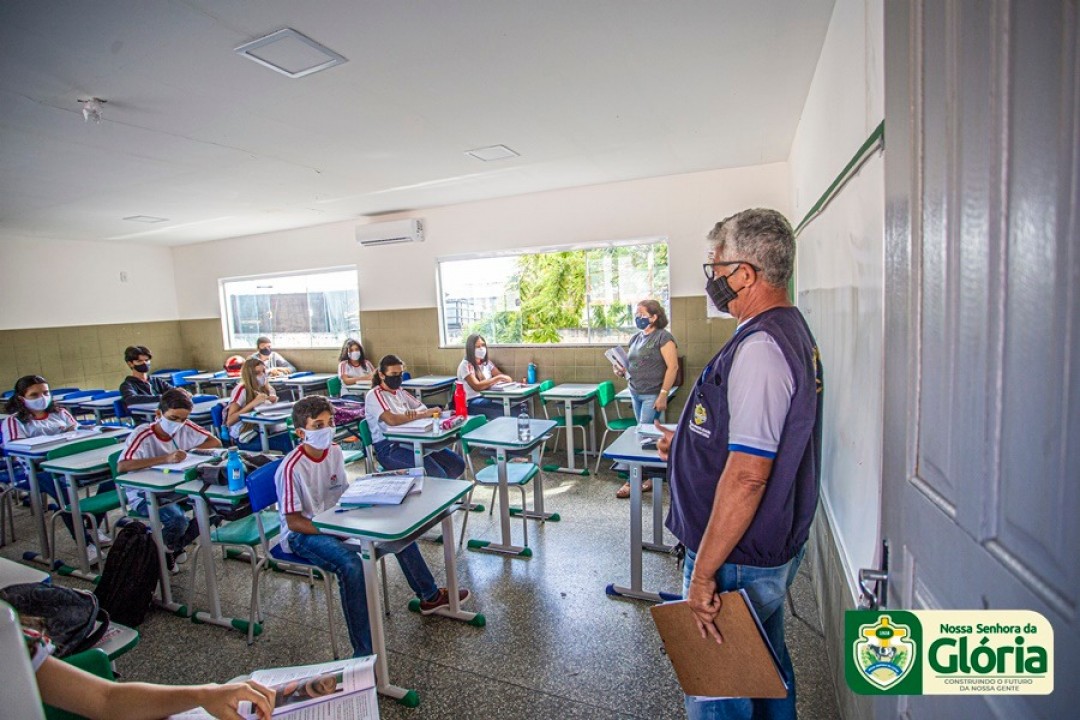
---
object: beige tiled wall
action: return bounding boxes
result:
[0,321,189,395]
[5,297,734,413]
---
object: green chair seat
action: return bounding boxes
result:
[551,414,593,427]
[607,417,637,431]
[66,491,121,516]
[474,462,539,487]
[342,449,366,465]
[210,510,280,546]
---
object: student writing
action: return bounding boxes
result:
[225,357,292,452]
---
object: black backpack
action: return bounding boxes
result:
[0,582,110,657]
[93,520,160,626]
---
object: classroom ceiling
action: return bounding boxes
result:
[0,0,835,247]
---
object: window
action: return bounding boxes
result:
[438,240,669,346]
[219,267,360,350]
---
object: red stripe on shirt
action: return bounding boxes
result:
[184,420,212,438]
[282,450,304,513]
[4,416,19,441]
[373,387,391,411]
[230,384,246,405]
[121,427,156,460]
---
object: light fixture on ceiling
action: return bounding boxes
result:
[464,144,520,162]
[78,97,106,123]
[122,215,169,223]
[235,28,347,78]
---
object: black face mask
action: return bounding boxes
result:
[132,363,150,373]
[705,268,741,315]
[259,347,271,356]
[383,375,403,390]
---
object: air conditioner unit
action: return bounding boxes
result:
[355,218,424,247]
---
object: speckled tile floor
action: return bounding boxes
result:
[2,447,840,719]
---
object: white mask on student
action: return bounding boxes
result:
[24,395,50,412]
[158,417,183,436]
[303,427,334,450]
[349,351,361,362]
[256,374,267,387]
[475,346,487,360]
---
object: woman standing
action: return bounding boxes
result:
[611,299,678,498]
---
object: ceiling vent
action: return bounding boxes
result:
[355,219,424,247]
[235,28,347,78]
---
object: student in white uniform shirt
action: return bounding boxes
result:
[2,375,112,562]
[365,354,466,478]
[455,334,523,421]
[117,389,221,571]
[224,357,293,453]
[337,338,375,388]
[276,395,470,658]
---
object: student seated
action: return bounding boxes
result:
[277,395,470,658]
[251,336,295,378]
[337,338,375,388]
[21,620,274,719]
[365,355,466,479]
[225,358,293,453]
[119,345,175,408]
[117,390,220,572]
[456,333,523,421]
[2,375,112,563]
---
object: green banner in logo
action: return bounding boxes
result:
[845,610,1053,695]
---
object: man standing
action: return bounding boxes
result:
[657,208,823,720]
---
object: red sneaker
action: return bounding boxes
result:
[419,587,470,615]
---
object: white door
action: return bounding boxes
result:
[881,0,1078,717]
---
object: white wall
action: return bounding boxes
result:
[172,163,790,318]
[0,235,180,329]
[789,0,884,596]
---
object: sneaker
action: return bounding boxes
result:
[96,528,112,547]
[86,544,100,566]
[419,587,470,615]
[173,550,188,565]
[165,552,180,575]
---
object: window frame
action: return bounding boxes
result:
[217,265,362,351]
[435,236,670,348]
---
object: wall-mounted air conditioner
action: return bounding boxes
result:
[355,218,424,247]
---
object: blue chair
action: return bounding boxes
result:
[210,403,231,445]
[110,399,133,426]
[170,370,200,387]
[49,387,80,396]
[246,459,340,659]
[191,394,218,404]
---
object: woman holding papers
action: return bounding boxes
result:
[611,299,678,498]
[456,334,520,421]
[366,355,466,478]
[225,357,292,452]
[2,375,113,561]
[117,389,221,572]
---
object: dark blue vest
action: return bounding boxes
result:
[665,306,823,567]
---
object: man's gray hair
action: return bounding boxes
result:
[707,208,795,287]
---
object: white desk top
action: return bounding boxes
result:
[402,375,456,388]
[383,420,464,444]
[541,383,600,399]
[115,469,195,491]
[0,557,49,588]
[187,372,223,381]
[40,444,122,474]
[82,396,123,409]
[279,373,336,385]
[601,429,668,467]
[342,380,372,394]
[312,476,471,541]
[3,426,131,458]
[462,417,556,448]
[175,479,248,503]
[479,383,543,399]
[129,399,221,416]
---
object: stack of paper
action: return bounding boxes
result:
[3,427,99,452]
[636,422,677,438]
[490,382,523,391]
[254,401,295,415]
[604,346,631,375]
[339,468,422,506]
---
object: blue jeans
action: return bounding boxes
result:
[373,440,465,479]
[133,498,192,554]
[631,391,660,423]
[682,546,805,720]
[287,531,438,657]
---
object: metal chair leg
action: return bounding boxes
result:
[323,575,339,660]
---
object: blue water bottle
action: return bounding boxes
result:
[527,362,537,385]
[226,448,245,492]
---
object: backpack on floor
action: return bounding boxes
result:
[93,520,160,626]
[0,582,110,657]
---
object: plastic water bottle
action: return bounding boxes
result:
[518,407,531,442]
[226,448,245,492]
[527,362,537,385]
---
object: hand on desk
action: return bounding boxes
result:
[654,421,675,461]
[165,449,188,464]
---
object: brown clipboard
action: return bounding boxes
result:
[650,591,788,698]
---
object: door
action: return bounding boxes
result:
[882,0,1078,717]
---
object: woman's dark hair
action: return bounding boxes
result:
[373,354,404,387]
[5,375,56,422]
[124,345,153,363]
[637,299,669,330]
[464,334,486,369]
[158,388,194,412]
[338,338,367,365]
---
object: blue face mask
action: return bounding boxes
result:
[635,317,651,330]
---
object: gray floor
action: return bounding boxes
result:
[2,445,840,719]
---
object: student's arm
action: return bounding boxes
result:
[225,392,270,428]
[197,434,223,450]
[487,364,514,384]
[36,654,275,720]
[117,449,186,473]
[119,380,158,408]
[378,402,439,427]
[284,512,320,535]
[462,365,505,392]
[655,340,679,412]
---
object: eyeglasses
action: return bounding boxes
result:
[702,259,761,280]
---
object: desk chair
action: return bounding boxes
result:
[593,380,638,473]
[190,394,219,404]
[538,379,592,455]
[0,459,27,545]
[45,437,122,570]
[210,403,231,445]
[326,376,343,398]
[110,399,132,427]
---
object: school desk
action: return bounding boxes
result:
[401,375,456,405]
[478,382,543,416]
[538,383,600,475]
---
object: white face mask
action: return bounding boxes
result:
[349,351,361,362]
[255,374,267,387]
[158,417,184,436]
[475,346,487,360]
[24,394,51,412]
[303,426,334,450]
